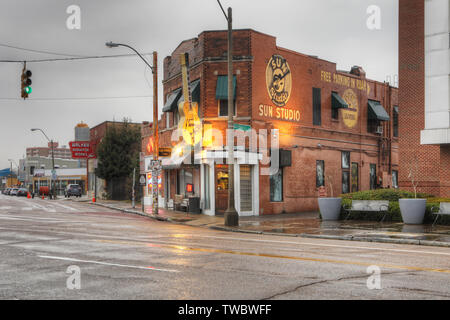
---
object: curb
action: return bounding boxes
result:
[300,233,450,248]
[87,201,169,222]
[78,200,450,248]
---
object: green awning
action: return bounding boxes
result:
[177,79,200,105]
[331,92,349,109]
[215,75,236,100]
[162,88,182,112]
[368,100,390,121]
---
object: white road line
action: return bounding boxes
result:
[48,202,78,211]
[195,235,450,256]
[0,206,12,210]
[38,255,179,273]
[21,208,33,211]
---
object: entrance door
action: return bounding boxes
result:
[215,164,229,214]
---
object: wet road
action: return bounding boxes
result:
[0,194,449,299]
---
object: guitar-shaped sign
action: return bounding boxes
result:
[178,52,202,146]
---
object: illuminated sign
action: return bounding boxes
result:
[186,183,193,193]
[266,54,292,107]
[69,141,92,158]
[258,104,301,122]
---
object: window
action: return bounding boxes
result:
[341,152,350,194]
[166,112,170,128]
[351,162,359,192]
[270,168,283,202]
[370,164,377,190]
[174,109,180,126]
[341,151,350,169]
[313,88,321,125]
[392,170,398,189]
[240,165,252,211]
[393,106,399,137]
[218,100,236,117]
[316,160,325,187]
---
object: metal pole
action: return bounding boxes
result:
[224,7,239,226]
[51,140,55,199]
[152,51,159,215]
[10,161,12,187]
[132,167,136,208]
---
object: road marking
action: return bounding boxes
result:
[95,239,450,274]
[49,202,78,211]
[21,208,33,211]
[195,235,450,257]
[0,206,12,210]
[38,255,179,273]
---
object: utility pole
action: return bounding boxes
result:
[217,1,239,226]
[50,139,56,199]
[152,51,160,215]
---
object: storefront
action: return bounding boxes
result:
[143,29,399,216]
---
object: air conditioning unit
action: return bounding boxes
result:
[376,126,383,134]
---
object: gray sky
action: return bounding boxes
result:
[0,0,398,170]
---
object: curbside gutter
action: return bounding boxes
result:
[79,200,450,248]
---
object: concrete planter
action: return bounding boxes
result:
[318,197,342,221]
[399,198,426,225]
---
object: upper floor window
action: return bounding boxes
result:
[313,88,321,125]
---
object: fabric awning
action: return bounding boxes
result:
[162,88,182,112]
[215,75,236,100]
[394,106,399,113]
[368,100,390,121]
[177,79,201,106]
[331,92,349,109]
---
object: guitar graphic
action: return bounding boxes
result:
[178,52,201,146]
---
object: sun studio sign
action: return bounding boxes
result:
[258,54,301,122]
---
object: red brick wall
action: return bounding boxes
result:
[399,0,441,196]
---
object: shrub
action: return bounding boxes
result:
[340,189,450,225]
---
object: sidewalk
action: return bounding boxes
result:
[71,197,450,248]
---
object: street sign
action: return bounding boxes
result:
[234,123,251,132]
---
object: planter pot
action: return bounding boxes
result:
[318,197,342,221]
[399,198,426,225]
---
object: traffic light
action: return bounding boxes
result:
[21,67,32,99]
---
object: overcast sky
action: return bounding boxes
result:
[0,0,398,170]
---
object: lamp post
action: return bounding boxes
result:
[217,0,238,226]
[31,128,56,199]
[105,42,159,215]
[7,159,14,187]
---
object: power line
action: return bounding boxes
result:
[0,42,87,57]
[0,51,155,63]
[0,95,153,101]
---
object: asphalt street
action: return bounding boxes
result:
[0,194,449,300]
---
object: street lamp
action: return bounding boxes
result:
[31,128,56,199]
[106,42,160,215]
[217,0,239,226]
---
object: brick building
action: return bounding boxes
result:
[399,0,450,197]
[87,120,141,199]
[145,29,399,216]
[26,142,72,160]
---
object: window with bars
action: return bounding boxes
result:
[270,168,283,202]
[341,151,350,194]
[240,165,252,211]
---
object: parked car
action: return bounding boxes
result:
[65,184,82,198]
[2,188,11,195]
[17,188,29,197]
[9,188,19,196]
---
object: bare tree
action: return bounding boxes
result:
[407,156,419,198]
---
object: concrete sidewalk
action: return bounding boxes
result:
[70,197,450,248]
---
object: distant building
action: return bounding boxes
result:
[26,142,72,160]
[31,168,87,195]
[87,121,141,199]
[75,122,90,141]
[23,156,85,191]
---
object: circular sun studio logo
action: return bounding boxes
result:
[266,54,292,107]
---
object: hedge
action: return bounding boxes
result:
[337,189,450,225]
